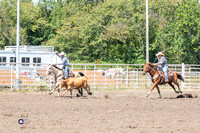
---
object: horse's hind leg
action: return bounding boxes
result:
[78,88,83,96]
[156,86,162,99]
[174,82,182,93]
[172,74,182,93]
[84,84,92,95]
[168,82,179,93]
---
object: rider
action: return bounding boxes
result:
[55,51,69,79]
[154,52,169,82]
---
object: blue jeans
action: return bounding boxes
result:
[65,66,69,79]
[161,66,168,80]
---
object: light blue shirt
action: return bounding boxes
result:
[156,56,168,68]
[56,53,69,66]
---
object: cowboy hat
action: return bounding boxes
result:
[156,52,164,56]
[60,52,65,55]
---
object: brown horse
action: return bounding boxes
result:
[143,62,184,98]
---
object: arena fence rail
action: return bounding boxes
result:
[0,63,199,91]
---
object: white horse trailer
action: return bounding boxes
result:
[0,46,58,70]
[0,46,61,88]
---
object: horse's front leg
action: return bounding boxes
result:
[147,82,159,97]
[49,82,58,95]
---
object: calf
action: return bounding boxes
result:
[57,76,92,98]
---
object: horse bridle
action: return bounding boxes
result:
[144,65,161,80]
[145,65,155,74]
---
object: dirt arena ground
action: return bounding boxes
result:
[1,89,200,133]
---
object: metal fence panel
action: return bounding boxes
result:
[0,63,199,91]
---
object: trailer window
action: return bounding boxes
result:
[33,57,41,66]
[0,57,6,66]
[22,57,30,66]
[10,57,16,66]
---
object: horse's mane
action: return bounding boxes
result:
[146,62,157,70]
[52,65,63,70]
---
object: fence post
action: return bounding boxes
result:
[34,68,36,91]
[85,65,87,76]
[94,65,96,89]
[105,67,107,89]
[22,67,24,89]
[175,65,177,72]
[11,64,13,92]
[181,63,185,90]
[189,66,191,84]
[71,64,73,71]
[117,65,119,89]
[126,65,128,89]
[137,68,139,88]
[50,74,52,90]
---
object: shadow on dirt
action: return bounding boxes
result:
[164,93,198,99]
[57,95,89,99]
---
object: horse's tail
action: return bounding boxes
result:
[78,72,85,76]
[176,73,184,82]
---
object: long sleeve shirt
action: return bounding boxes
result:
[156,56,168,68]
[56,53,69,66]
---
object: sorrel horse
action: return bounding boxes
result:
[143,62,184,98]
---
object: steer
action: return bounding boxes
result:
[57,76,92,98]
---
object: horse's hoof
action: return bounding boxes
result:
[49,92,52,95]
[76,94,80,97]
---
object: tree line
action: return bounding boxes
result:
[0,0,199,64]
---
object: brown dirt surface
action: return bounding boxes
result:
[0,90,200,133]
